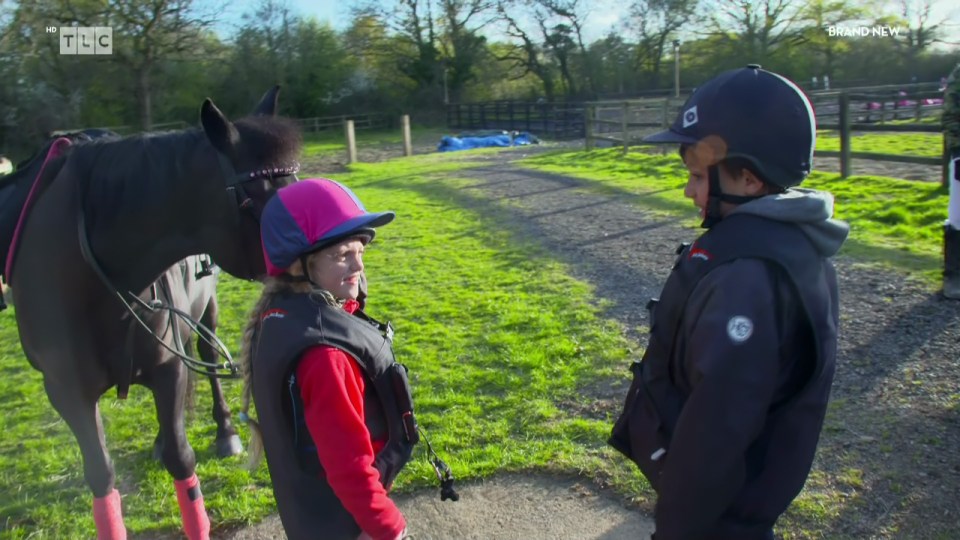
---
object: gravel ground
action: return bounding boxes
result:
[139,140,958,539]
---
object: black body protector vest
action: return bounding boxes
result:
[251,292,418,540]
[610,214,838,503]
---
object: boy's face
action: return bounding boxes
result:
[681,151,764,220]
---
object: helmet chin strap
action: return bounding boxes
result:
[287,255,321,288]
[701,164,765,229]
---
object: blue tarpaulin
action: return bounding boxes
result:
[438,131,540,152]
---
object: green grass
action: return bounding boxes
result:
[0,154,649,538]
[302,126,449,158]
[518,147,946,284]
[816,131,943,157]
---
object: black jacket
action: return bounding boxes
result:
[251,291,417,540]
[610,213,841,539]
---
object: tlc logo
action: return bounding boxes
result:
[49,26,113,55]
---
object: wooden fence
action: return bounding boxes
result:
[445,102,585,140]
[294,113,392,133]
[58,114,393,137]
[583,85,947,184]
[811,89,946,184]
[584,98,687,153]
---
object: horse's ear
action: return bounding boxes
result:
[251,85,281,117]
[200,98,240,155]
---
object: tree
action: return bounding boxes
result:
[625,0,698,88]
[542,21,579,96]
[108,0,222,129]
[535,0,594,96]
[703,0,805,67]
[795,0,864,78]
[894,0,948,64]
[437,0,492,103]
[492,0,557,101]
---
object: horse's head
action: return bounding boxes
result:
[199,87,302,280]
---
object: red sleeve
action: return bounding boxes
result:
[296,346,406,540]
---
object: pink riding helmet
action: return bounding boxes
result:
[260,178,395,276]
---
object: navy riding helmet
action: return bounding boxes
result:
[644,64,816,189]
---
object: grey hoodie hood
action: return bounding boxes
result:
[730,188,849,257]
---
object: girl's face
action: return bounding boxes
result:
[308,238,366,300]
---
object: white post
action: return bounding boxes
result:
[402,115,413,157]
[673,40,680,98]
[345,120,357,164]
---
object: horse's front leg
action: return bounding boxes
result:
[198,298,242,457]
[149,358,210,540]
[43,376,126,540]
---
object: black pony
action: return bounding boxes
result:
[8,88,302,539]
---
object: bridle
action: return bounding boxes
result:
[218,152,300,224]
[76,146,299,390]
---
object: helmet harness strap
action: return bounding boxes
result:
[702,163,766,229]
[297,255,321,288]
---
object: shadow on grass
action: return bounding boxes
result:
[839,237,941,281]
[368,161,683,366]
[497,164,691,217]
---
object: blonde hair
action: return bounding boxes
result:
[239,254,344,470]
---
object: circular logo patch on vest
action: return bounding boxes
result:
[726,316,754,343]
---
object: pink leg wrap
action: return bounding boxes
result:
[92,489,126,540]
[174,474,210,540]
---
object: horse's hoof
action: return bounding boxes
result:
[215,435,243,458]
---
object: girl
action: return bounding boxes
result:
[240,178,415,540]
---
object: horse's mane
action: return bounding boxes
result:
[71,116,301,229]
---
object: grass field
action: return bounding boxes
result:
[815,131,942,157]
[301,126,449,158]
[519,147,946,284]
[0,138,948,537]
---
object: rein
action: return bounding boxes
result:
[77,200,242,382]
[75,147,299,393]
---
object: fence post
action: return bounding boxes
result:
[944,136,951,189]
[585,104,595,151]
[401,114,413,157]
[915,94,922,122]
[345,119,357,164]
[621,101,629,156]
[543,103,549,137]
[839,93,851,178]
[660,98,671,155]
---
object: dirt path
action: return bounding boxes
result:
[189,142,958,539]
[222,474,654,540]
